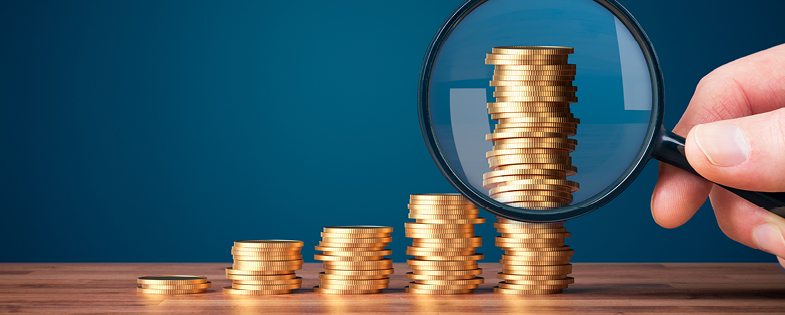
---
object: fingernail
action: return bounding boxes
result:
[694,123,750,166]
[753,223,785,257]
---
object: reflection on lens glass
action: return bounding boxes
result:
[428,0,653,206]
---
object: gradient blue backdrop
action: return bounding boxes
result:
[1,0,784,263]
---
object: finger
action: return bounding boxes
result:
[685,108,785,192]
[710,186,785,259]
[651,163,712,228]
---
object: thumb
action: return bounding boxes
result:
[684,107,785,192]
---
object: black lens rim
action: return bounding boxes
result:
[417,0,665,222]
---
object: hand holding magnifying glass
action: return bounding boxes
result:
[652,44,785,267]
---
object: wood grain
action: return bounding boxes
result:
[1,263,784,314]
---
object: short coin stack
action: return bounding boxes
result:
[314,226,393,294]
[404,194,485,294]
[483,46,580,207]
[137,275,211,294]
[494,217,574,294]
[223,240,304,295]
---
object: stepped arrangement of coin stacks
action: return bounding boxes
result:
[137,275,211,295]
[313,226,394,294]
[404,194,486,294]
[223,240,304,295]
[483,46,578,294]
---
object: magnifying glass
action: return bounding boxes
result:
[418,0,785,222]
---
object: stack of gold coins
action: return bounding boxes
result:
[404,194,485,294]
[493,217,573,294]
[483,46,579,207]
[484,46,578,295]
[137,275,211,294]
[223,240,304,295]
[313,226,393,294]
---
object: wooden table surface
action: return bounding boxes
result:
[1,263,785,314]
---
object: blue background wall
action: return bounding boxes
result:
[1,0,784,263]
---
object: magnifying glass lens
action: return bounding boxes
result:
[427,0,654,214]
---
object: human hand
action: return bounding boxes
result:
[651,44,785,266]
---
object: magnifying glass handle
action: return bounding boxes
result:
[652,129,785,217]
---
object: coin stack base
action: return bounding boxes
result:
[137,276,211,295]
[405,194,485,294]
[314,226,393,294]
[494,217,573,294]
[224,240,304,295]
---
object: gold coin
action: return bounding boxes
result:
[412,269,482,276]
[492,127,576,137]
[407,204,477,211]
[227,274,298,281]
[313,286,382,294]
[407,259,479,266]
[501,259,572,266]
[503,277,574,285]
[406,249,477,256]
[406,272,478,281]
[497,227,568,234]
[137,287,206,295]
[318,242,389,248]
[500,178,579,189]
[493,63,575,70]
[414,277,485,285]
[491,46,574,55]
[322,258,391,265]
[404,286,473,294]
[409,264,479,271]
[323,263,392,271]
[415,218,486,225]
[498,282,569,290]
[232,255,303,261]
[503,246,571,254]
[231,246,301,254]
[488,107,573,114]
[232,283,301,290]
[498,244,566,251]
[222,286,291,295]
[492,92,576,99]
[409,194,468,202]
[496,236,567,243]
[137,275,207,285]
[495,218,564,225]
[506,201,570,208]
[486,60,569,66]
[413,254,484,261]
[407,233,476,239]
[486,53,570,60]
[495,195,573,204]
[413,236,481,243]
[489,184,573,196]
[318,284,389,290]
[483,168,567,179]
[314,245,387,252]
[494,69,577,76]
[491,112,575,120]
[494,86,577,93]
[225,267,292,276]
[404,222,475,230]
[319,278,390,285]
[493,137,577,146]
[492,286,562,295]
[497,273,567,281]
[232,278,303,285]
[488,101,571,107]
[322,268,394,276]
[314,254,385,261]
[408,213,477,220]
[492,75,575,82]
[322,226,393,234]
[319,272,389,280]
[487,154,571,165]
[141,282,212,290]
[232,259,303,265]
[488,189,573,201]
[233,240,303,248]
[231,265,301,272]
[409,209,480,215]
[407,282,479,290]
[320,232,391,239]
[490,80,573,87]
[501,264,572,272]
[493,142,576,153]
[320,249,392,257]
[320,237,392,244]
[498,232,571,239]
[411,242,480,249]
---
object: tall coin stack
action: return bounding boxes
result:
[223,240,304,295]
[404,194,485,294]
[313,226,394,294]
[483,46,578,294]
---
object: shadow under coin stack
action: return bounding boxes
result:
[314,226,393,294]
[404,194,485,294]
[223,240,304,295]
[137,276,211,295]
[483,46,578,295]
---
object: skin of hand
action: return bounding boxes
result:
[651,44,785,266]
